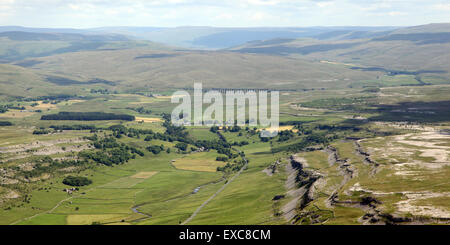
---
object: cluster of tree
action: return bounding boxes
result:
[147,145,164,154]
[32,129,52,135]
[78,114,239,164]
[127,106,152,114]
[0,105,8,113]
[0,121,12,126]
[211,125,242,133]
[41,112,135,121]
[216,131,227,142]
[193,139,238,159]
[231,141,249,146]
[278,130,295,142]
[9,106,26,110]
[1,104,26,112]
[259,134,270,142]
[217,159,246,173]
[19,157,87,179]
[216,156,228,162]
[217,148,236,158]
[130,147,145,157]
[90,89,111,94]
[79,147,132,166]
[228,126,241,132]
[63,176,92,187]
[140,114,191,144]
[79,136,143,166]
[244,127,259,136]
[109,125,153,138]
[210,126,220,133]
[272,132,334,153]
[162,114,189,139]
[363,87,381,93]
[293,125,313,135]
[151,116,239,157]
[92,136,120,149]
[175,142,188,151]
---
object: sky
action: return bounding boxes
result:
[0,0,449,28]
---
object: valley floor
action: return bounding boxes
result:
[1,86,449,225]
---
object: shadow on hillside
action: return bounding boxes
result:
[366,100,450,123]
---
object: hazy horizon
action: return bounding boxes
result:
[1,24,414,29]
[0,0,449,28]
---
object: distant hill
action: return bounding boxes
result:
[0,26,93,34]
[100,26,398,49]
[0,26,399,49]
[0,31,130,41]
[390,23,450,34]
[230,24,450,82]
[0,64,88,98]
[8,48,380,93]
[1,23,449,98]
[0,31,171,62]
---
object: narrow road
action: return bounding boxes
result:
[10,173,132,225]
[181,153,248,225]
[10,195,74,225]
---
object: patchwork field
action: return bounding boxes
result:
[1,73,449,225]
[172,152,227,172]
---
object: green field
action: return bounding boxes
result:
[1,24,450,225]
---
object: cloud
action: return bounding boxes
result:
[0,0,448,27]
[250,11,269,21]
[386,11,407,16]
[316,1,333,8]
[0,0,15,9]
[431,3,450,11]
[214,13,234,20]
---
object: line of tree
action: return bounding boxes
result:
[20,94,74,102]
[50,125,100,131]
[127,106,152,114]
[33,129,52,135]
[41,112,135,121]
[0,121,13,126]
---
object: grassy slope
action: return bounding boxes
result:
[230,24,450,82]
[25,49,378,91]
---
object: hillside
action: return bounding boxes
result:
[0,64,94,98]
[230,24,450,83]
[0,31,171,62]
[1,26,398,49]
[86,26,399,49]
[18,48,381,92]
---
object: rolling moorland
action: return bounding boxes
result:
[0,23,449,225]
